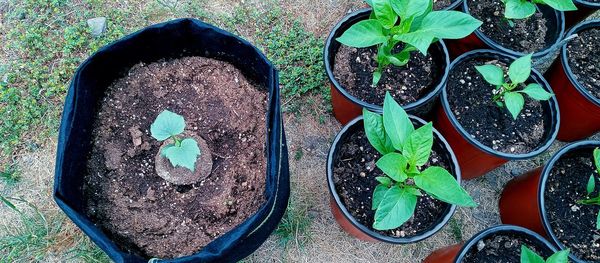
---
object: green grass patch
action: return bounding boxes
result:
[275,193,313,249]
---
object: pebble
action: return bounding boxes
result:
[87,17,107,37]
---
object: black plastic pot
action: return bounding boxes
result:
[326,116,461,243]
[445,1,566,60]
[565,1,600,29]
[53,18,290,263]
[434,49,560,179]
[324,9,451,125]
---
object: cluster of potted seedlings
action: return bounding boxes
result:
[51,0,598,262]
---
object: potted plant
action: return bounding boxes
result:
[446,0,574,59]
[545,19,600,142]
[500,141,600,262]
[362,0,466,10]
[434,49,559,179]
[424,225,568,263]
[324,0,482,125]
[564,1,600,28]
[326,93,475,243]
[53,18,290,263]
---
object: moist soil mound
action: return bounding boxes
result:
[83,56,267,259]
[567,27,600,100]
[545,148,600,261]
[463,232,553,262]
[332,128,451,238]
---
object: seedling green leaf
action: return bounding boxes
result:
[151,110,185,141]
[577,148,600,229]
[503,0,576,19]
[594,148,600,175]
[162,139,201,171]
[151,110,201,172]
[363,109,395,155]
[337,0,482,86]
[373,185,417,230]
[476,54,553,119]
[414,167,477,207]
[402,122,433,167]
[383,93,414,150]
[521,245,570,263]
[588,174,596,195]
[376,153,409,182]
[546,249,570,263]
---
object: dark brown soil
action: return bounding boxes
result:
[83,56,267,259]
[544,147,600,261]
[467,0,550,53]
[567,28,600,100]
[333,45,443,106]
[462,232,553,262]
[446,57,547,154]
[332,128,451,238]
[434,0,453,9]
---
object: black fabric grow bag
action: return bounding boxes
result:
[53,18,289,263]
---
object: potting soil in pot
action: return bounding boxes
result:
[433,0,453,9]
[83,56,267,259]
[462,232,553,262]
[467,0,551,53]
[333,44,444,106]
[332,129,451,238]
[545,148,600,261]
[567,27,600,99]
[446,57,548,154]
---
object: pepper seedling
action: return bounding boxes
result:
[151,110,201,172]
[475,54,554,120]
[363,92,476,230]
[337,0,482,87]
[503,0,577,20]
[521,245,570,263]
[577,148,600,229]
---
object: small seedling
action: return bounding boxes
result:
[475,54,553,120]
[521,245,570,263]
[503,0,577,20]
[337,0,482,87]
[151,110,201,172]
[577,148,600,229]
[363,92,476,230]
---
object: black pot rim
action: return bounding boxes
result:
[463,0,566,59]
[538,140,600,262]
[560,19,600,108]
[323,8,451,114]
[326,115,461,244]
[447,0,466,10]
[454,225,559,262]
[574,0,600,8]
[440,49,561,160]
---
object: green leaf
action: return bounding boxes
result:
[520,245,546,263]
[390,0,429,21]
[394,31,435,55]
[504,91,525,120]
[405,187,422,196]
[414,166,477,207]
[372,0,398,29]
[0,195,19,213]
[509,54,533,84]
[363,109,395,155]
[151,110,186,141]
[402,122,433,167]
[336,19,387,48]
[597,212,600,230]
[373,185,417,230]
[540,0,578,11]
[364,0,373,6]
[162,138,201,171]
[376,153,408,182]
[372,184,389,210]
[376,176,392,187]
[372,70,383,87]
[475,64,505,86]
[383,92,414,151]
[594,148,600,175]
[587,174,595,195]
[520,83,553,100]
[546,249,571,263]
[504,0,537,19]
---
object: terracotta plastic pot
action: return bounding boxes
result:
[424,225,558,263]
[564,1,599,29]
[434,49,560,180]
[324,9,450,125]
[326,116,461,243]
[499,140,600,262]
[546,20,600,142]
[445,1,566,59]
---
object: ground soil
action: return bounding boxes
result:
[462,232,553,262]
[567,27,600,100]
[544,148,600,261]
[467,0,551,54]
[434,0,453,9]
[333,45,442,106]
[446,57,548,154]
[82,56,267,259]
[332,127,451,238]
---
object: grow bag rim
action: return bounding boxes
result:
[574,0,600,8]
[326,115,461,244]
[54,18,287,263]
[440,49,560,160]
[462,0,566,59]
[560,19,600,108]
[323,8,451,114]
[453,224,559,262]
[538,140,600,262]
